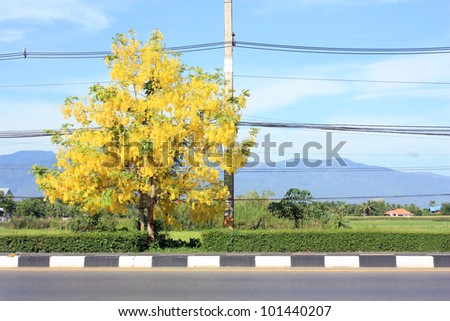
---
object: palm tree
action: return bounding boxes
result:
[360,201,375,216]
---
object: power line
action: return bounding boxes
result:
[168,41,229,52]
[1,121,450,139]
[0,81,111,89]
[0,42,228,61]
[235,193,450,201]
[2,39,450,61]
[0,129,76,139]
[4,73,449,89]
[236,166,450,173]
[235,74,450,86]
[239,121,450,137]
[235,41,450,55]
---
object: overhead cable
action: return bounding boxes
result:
[238,121,450,137]
[235,41,450,55]
[1,121,450,139]
[2,39,450,61]
[235,74,450,86]
[236,166,450,173]
[0,42,228,61]
[235,193,450,201]
[0,81,111,89]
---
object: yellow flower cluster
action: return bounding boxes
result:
[34,29,257,228]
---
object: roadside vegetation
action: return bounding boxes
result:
[1,189,449,253]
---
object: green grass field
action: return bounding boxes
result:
[168,230,202,241]
[0,228,71,236]
[348,217,450,233]
[1,216,448,238]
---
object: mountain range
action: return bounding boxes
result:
[1,151,449,208]
[234,158,450,208]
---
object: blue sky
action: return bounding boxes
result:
[0,0,449,176]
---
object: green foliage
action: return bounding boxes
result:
[403,204,424,216]
[0,192,15,214]
[15,198,47,218]
[12,198,80,220]
[0,231,149,253]
[152,233,201,250]
[360,200,379,216]
[202,229,450,253]
[5,216,69,230]
[234,190,289,229]
[44,201,81,219]
[268,188,313,228]
[68,212,118,232]
[441,203,450,216]
[161,203,221,230]
[326,213,351,229]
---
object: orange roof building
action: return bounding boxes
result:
[384,208,413,217]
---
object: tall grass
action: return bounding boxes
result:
[234,190,292,229]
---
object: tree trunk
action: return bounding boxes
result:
[146,200,156,241]
[138,192,146,231]
[138,210,146,231]
[146,180,157,241]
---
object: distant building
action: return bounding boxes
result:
[0,188,13,222]
[384,208,413,217]
[429,206,442,214]
[0,188,13,197]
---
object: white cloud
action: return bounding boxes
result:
[0,29,24,43]
[0,99,66,131]
[360,54,450,83]
[0,0,111,31]
[352,54,450,100]
[326,106,450,126]
[244,78,348,114]
[237,53,449,121]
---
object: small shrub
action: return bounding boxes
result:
[268,189,313,228]
[68,212,117,232]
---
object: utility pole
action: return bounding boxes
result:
[223,0,235,228]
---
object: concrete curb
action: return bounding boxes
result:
[1,254,450,268]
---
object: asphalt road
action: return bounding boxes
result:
[1,268,449,301]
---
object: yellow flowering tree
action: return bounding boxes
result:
[33,30,256,240]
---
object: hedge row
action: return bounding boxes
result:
[0,232,149,253]
[2,229,449,253]
[201,229,450,252]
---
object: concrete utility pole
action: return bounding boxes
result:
[223,0,235,228]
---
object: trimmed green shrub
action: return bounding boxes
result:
[68,213,117,232]
[202,229,450,253]
[0,231,149,253]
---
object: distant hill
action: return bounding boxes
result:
[1,151,449,208]
[235,159,450,208]
[0,151,56,198]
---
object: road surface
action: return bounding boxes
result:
[1,268,449,301]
